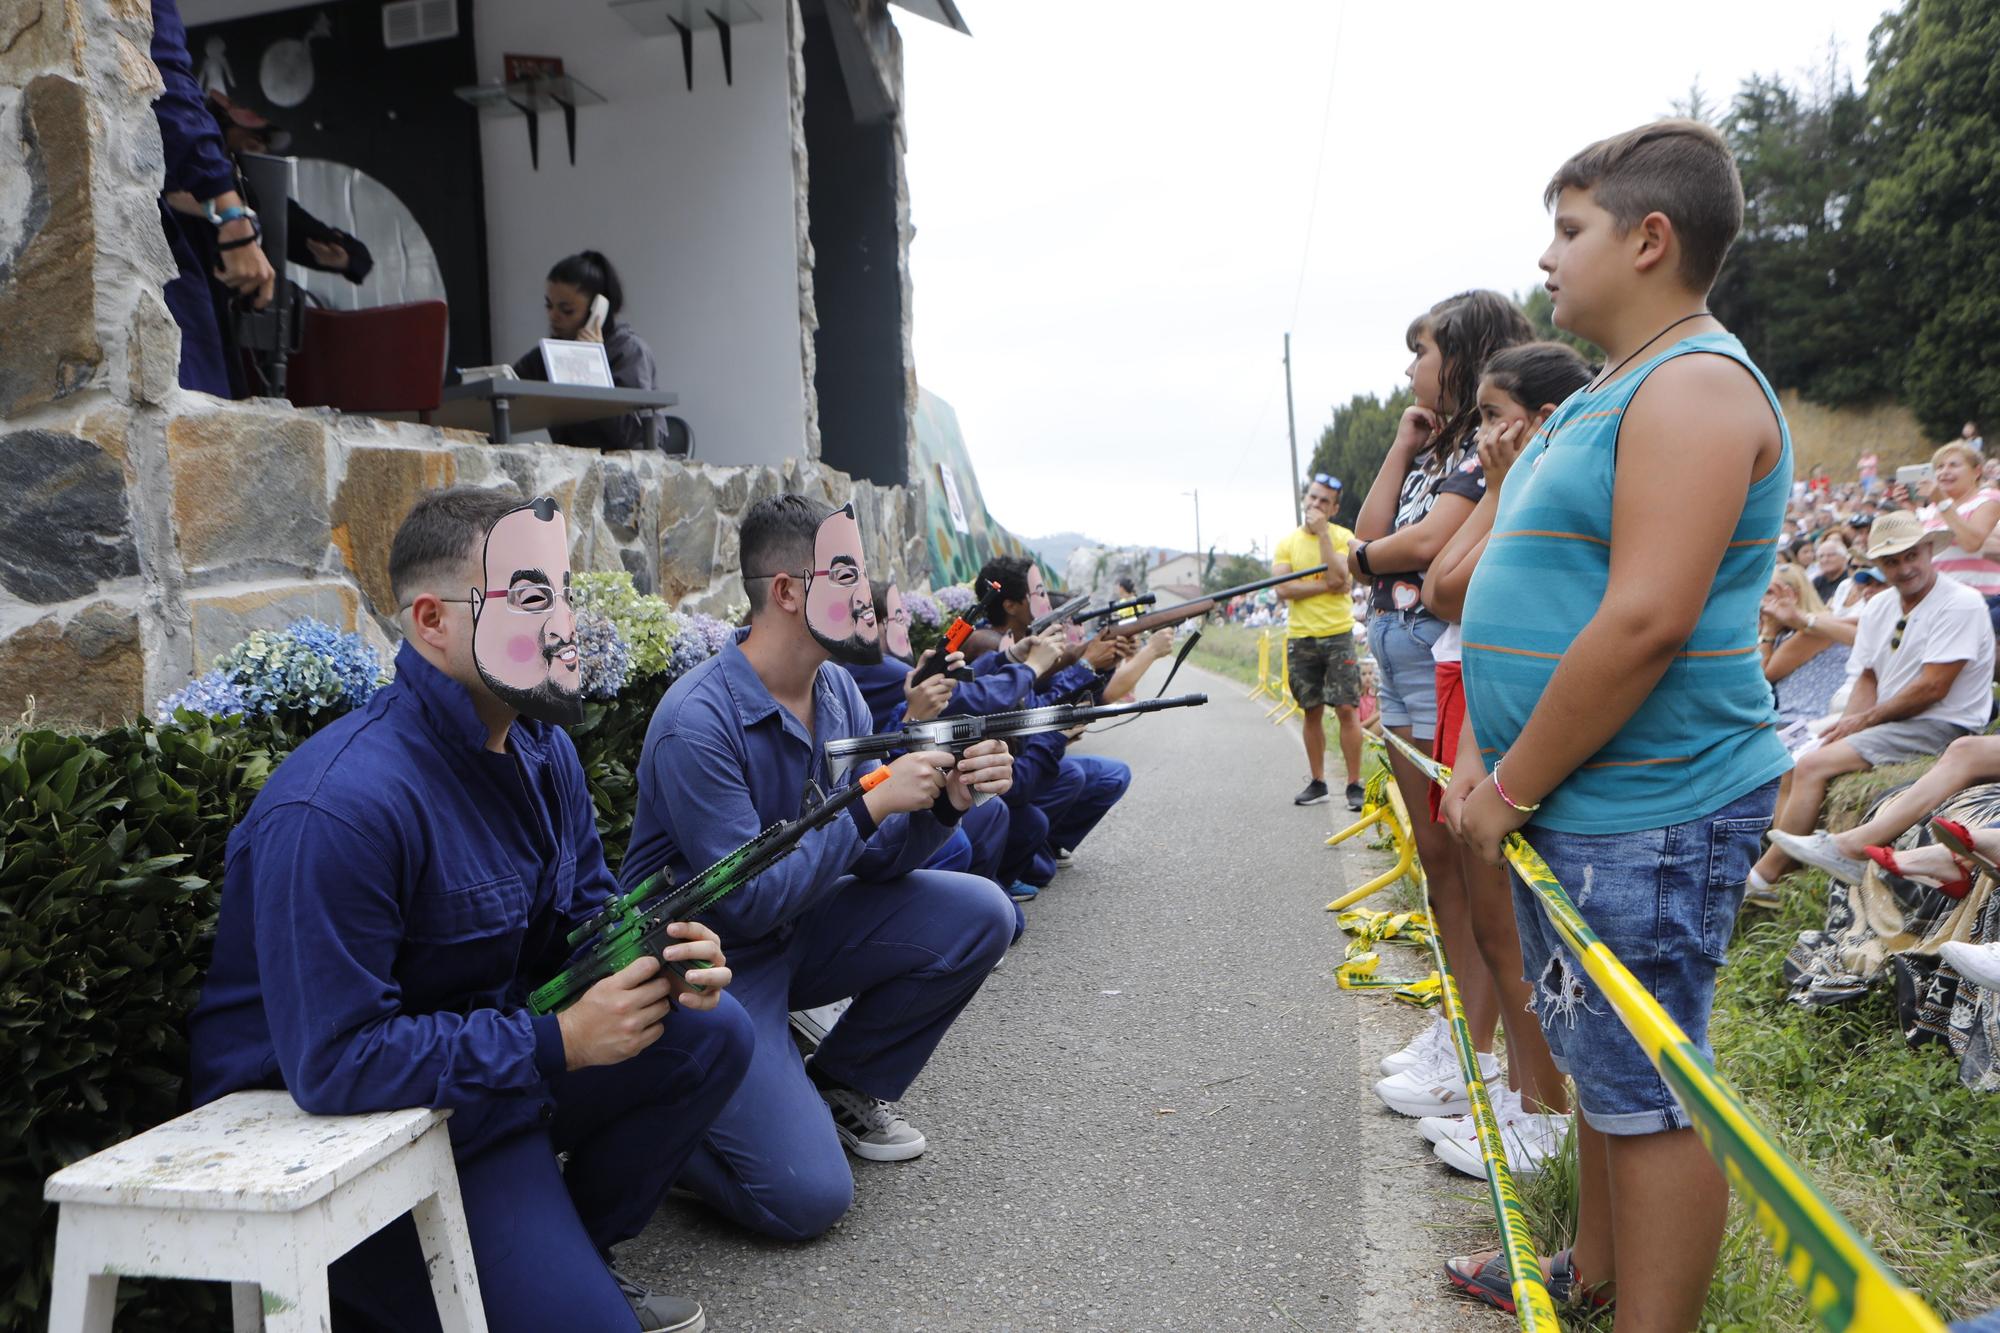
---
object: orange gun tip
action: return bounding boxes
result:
[859,767,892,791]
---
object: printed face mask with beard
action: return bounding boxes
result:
[882,582,912,660]
[803,504,880,666]
[469,498,584,725]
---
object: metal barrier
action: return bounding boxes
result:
[1266,645,1302,725]
[1246,630,1275,702]
[1361,728,1946,1333]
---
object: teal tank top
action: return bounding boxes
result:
[1460,331,1793,834]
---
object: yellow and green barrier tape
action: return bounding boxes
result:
[1370,729,1946,1333]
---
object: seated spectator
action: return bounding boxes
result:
[513,250,661,452]
[1913,442,2000,596]
[1828,564,1885,619]
[1760,564,1850,731]
[1750,511,1997,898]
[1809,533,1852,604]
[1776,735,2000,886]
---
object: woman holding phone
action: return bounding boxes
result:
[511,249,662,452]
[1907,441,2000,595]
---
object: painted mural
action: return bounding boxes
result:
[912,388,1055,588]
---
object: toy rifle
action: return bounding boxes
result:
[1072,593,1156,625]
[528,767,891,1015]
[908,614,978,686]
[1025,592,1091,635]
[824,693,1208,787]
[1102,566,1328,637]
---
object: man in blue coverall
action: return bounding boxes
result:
[190,488,753,1333]
[621,495,1017,1241]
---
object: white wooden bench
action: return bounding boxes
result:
[43,1091,486,1332]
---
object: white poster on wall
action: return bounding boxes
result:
[938,462,970,534]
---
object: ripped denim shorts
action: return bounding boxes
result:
[1508,780,1779,1136]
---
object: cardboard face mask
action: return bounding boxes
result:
[1025,566,1052,623]
[882,582,913,660]
[804,504,879,665]
[469,497,583,726]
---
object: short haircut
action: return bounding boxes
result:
[740,493,831,614]
[976,555,1034,626]
[1544,118,1744,292]
[388,485,527,608]
[1933,441,1981,472]
[1479,342,1594,414]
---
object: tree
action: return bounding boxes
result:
[1857,0,2000,437]
[1204,551,1269,593]
[1306,387,1413,528]
[1518,286,1603,363]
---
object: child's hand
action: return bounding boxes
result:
[1477,419,1530,483]
[1392,405,1439,455]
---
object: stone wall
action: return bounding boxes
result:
[0,0,929,731]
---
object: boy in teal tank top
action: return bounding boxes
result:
[1437,121,1790,1326]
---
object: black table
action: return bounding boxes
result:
[416,380,680,447]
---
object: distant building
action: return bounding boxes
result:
[1151,551,1202,601]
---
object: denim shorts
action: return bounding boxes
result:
[1509,779,1780,1136]
[1366,611,1444,739]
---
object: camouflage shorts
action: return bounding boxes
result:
[1287,632,1361,710]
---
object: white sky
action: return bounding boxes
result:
[899,0,1893,561]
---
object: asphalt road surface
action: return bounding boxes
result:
[629,662,1490,1332]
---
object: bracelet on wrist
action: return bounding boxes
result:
[1490,764,1541,814]
[216,226,263,251]
[1353,541,1375,578]
[204,201,257,228]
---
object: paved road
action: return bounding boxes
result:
[628,663,1482,1331]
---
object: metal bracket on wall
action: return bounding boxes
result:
[610,0,761,90]
[457,74,605,169]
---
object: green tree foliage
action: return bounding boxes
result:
[1708,64,1902,406]
[1305,387,1414,528]
[1856,0,2000,437]
[1203,551,1270,592]
[1518,286,1603,363]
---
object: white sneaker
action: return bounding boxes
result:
[1374,1048,1500,1118]
[1942,940,2000,991]
[1419,1087,1522,1146]
[1769,829,1869,885]
[1379,1018,1448,1077]
[788,997,853,1051]
[819,1082,927,1162]
[1432,1112,1570,1180]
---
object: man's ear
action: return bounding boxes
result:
[770,570,807,615]
[406,592,451,651]
[1631,209,1675,275]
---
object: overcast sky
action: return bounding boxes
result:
[898,0,1893,561]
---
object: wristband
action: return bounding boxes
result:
[1490,764,1541,814]
[204,201,257,228]
[216,226,263,251]
[1353,541,1375,578]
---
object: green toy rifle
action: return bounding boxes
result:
[528,767,891,1015]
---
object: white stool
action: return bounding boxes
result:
[43,1091,486,1333]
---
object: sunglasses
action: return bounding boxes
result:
[1891,615,1908,652]
[1308,473,1342,490]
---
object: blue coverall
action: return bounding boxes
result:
[623,632,1013,1240]
[189,645,754,1331]
[148,0,234,396]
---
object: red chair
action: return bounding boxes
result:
[286,300,449,414]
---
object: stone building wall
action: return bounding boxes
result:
[0,0,929,731]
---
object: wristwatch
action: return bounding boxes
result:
[202,200,258,229]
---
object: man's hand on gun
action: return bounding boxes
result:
[945,738,1013,809]
[1011,627,1065,676]
[557,921,732,1070]
[1080,631,1123,671]
[863,749,958,822]
[904,650,963,722]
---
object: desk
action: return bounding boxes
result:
[417,381,680,447]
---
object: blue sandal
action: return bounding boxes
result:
[1443,1248,1613,1314]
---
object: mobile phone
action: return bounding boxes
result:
[1896,463,1934,490]
[587,293,609,333]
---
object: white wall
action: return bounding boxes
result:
[472,0,808,469]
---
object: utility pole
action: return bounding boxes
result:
[1183,488,1201,578]
[1284,333,1302,525]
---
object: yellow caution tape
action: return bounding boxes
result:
[1373,730,1946,1333]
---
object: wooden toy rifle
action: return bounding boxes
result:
[1101,566,1329,637]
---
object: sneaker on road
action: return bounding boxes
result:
[1345,782,1365,812]
[788,997,852,1051]
[1432,1113,1570,1181]
[1380,1017,1448,1077]
[1420,1087,1522,1146]
[1295,778,1331,806]
[1374,1048,1500,1118]
[1007,880,1040,902]
[611,1270,704,1333]
[1769,829,1869,885]
[1053,847,1075,869]
[820,1083,927,1162]
[1942,940,2000,991]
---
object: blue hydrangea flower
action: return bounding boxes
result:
[574,610,631,700]
[155,669,254,723]
[213,618,383,717]
[937,585,975,616]
[903,590,941,629]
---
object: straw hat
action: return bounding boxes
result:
[1864,510,1947,561]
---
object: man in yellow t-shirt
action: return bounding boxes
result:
[1274,474,1363,810]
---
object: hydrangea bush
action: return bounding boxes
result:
[573,610,631,700]
[157,619,384,723]
[936,584,975,616]
[573,571,680,680]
